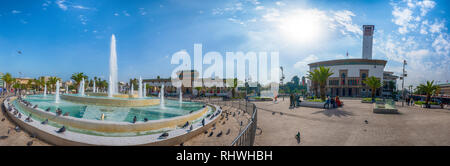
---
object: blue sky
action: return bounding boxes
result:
[0,0,449,87]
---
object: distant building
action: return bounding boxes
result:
[438,83,450,96]
[308,59,387,97]
[307,25,397,97]
[15,77,34,85]
[0,72,4,88]
[143,70,231,97]
[382,71,399,97]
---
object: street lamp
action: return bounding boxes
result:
[401,60,407,107]
[280,66,285,101]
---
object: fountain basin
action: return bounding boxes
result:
[86,92,138,98]
[61,94,160,107]
[4,97,220,146]
[14,97,209,133]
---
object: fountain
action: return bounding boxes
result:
[138,76,143,98]
[93,81,96,93]
[2,33,219,146]
[143,83,147,97]
[79,78,85,96]
[55,80,60,103]
[131,84,134,95]
[44,84,47,96]
[108,75,113,97]
[160,84,165,108]
[59,34,161,106]
[179,87,183,104]
[108,34,119,97]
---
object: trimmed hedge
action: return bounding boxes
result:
[415,101,438,105]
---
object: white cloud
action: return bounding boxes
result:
[123,11,130,16]
[416,0,436,16]
[114,13,119,16]
[331,10,362,36]
[429,20,445,33]
[72,5,90,10]
[392,7,414,34]
[56,0,68,11]
[11,10,22,14]
[139,8,147,16]
[432,34,450,56]
[294,55,319,75]
[275,1,285,6]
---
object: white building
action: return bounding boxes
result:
[307,25,397,97]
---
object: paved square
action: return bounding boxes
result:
[253,99,450,146]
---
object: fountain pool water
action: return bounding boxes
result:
[11,94,211,137]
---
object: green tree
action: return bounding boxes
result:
[2,73,14,93]
[308,66,333,101]
[417,81,438,106]
[71,72,88,93]
[48,76,61,92]
[363,76,382,100]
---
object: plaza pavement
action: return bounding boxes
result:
[0,98,50,146]
[253,99,450,146]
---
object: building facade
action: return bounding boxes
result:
[0,72,4,88]
[307,25,397,98]
[308,59,387,97]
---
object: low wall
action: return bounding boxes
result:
[61,95,159,107]
[3,97,221,146]
[16,100,208,133]
[86,92,138,98]
[299,101,325,108]
[373,103,398,114]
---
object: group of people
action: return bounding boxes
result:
[289,93,302,108]
[405,96,415,106]
[323,96,343,109]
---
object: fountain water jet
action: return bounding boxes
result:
[179,87,183,105]
[143,83,147,97]
[108,34,119,97]
[138,76,143,98]
[93,81,96,93]
[108,75,113,97]
[44,84,47,96]
[130,84,134,95]
[79,78,85,96]
[160,84,165,108]
[55,80,60,103]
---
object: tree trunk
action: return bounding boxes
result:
[371,88,375,100]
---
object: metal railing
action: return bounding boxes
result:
[204,98,258,146]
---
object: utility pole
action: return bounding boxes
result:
[280,66,285,101]
[401,60,407,107]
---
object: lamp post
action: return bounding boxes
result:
[280,66,285,101]
[401,60,407,107]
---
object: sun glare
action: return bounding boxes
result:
[277,9,326,44]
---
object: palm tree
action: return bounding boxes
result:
[71,72,88,93]
[363,76,382,101]
[2,73,14,93]
[48,77,61,92]
[306,71,319,98]
[417,81,438,106]
[307,66,333,101]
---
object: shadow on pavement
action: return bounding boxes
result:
[312,109,354,117]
